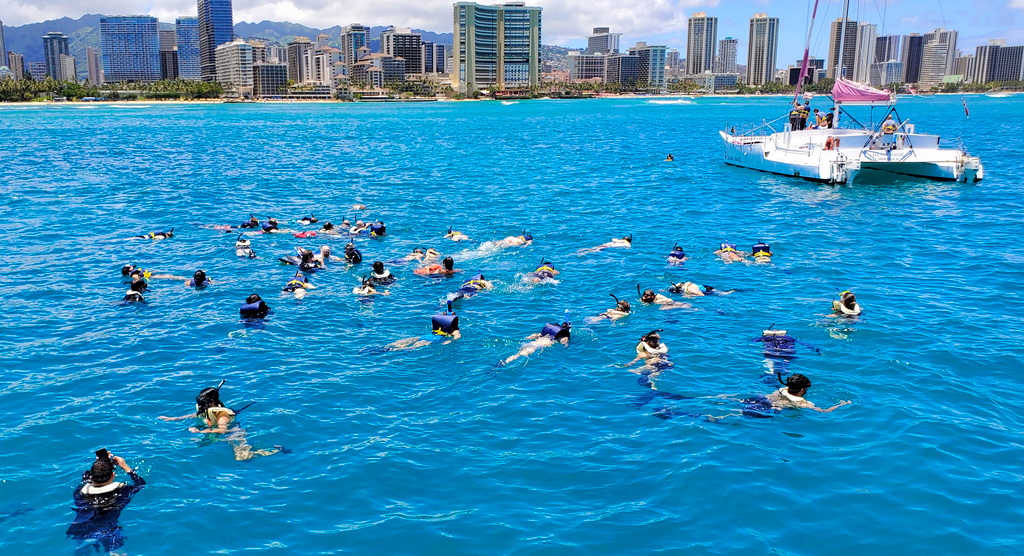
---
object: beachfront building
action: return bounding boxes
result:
[901,34,923,84]
[350,52,406,89]
[214,39,253,96]
[567,51,606,81]
[287,37,312,83]
[306,47,345,87]
[994,46,1024,82]
[198,0,234,81]
[586,27,620,55]
[453,1,543,95]
[685,12,717,75]
[9,52,25,79]
[86,47,103,85]
[422,42,447,74]
[746,13,779,86]
[100,16,161,83]
[59,54,78,83]
[43,31,71,79]
[968,41,1024,84]
[918,28,958,89]
[629,42,667,92]
[603,53,639,88]
[341,24,370,75]
[176,17,201,80]
[381,26,423,76]
[828,18,858,79]
[851,22,876,83]
[159,29,178,81]
[253,61,288,97]
[28,62,47,80]
[716,37,738,74]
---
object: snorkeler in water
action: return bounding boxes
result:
[667,245,687,264]
[638,285,691,310]
[377,303,462,352]
[623,330,674,388]
[444,227,472,242]
[668,281,734,297]
[185,270,212,288]
[349,220,370,235]
[234,235,257,258]
[766,373,851,413]
[575,235,632,255]
[66,449,145,554]
[368,261,397,285]
[523,260,559,283]
[753,328,820,358]
[120,264,185,281]
[585,294,631,323]
[344,242,363,264]
[158,381,280,460]
[415,256,458,277]
[751,241,773,263]
[132,228,174,240]
[352,276,390,296]
[446,273,492,303]
[122,277,148,303]
[832,290,862,316]
[282,272,315,298]
[298,214,318,226]
[315,245,341,266]
[319,221,339,235]
[501,320,571,365]
[239,294,271,319]
[714,242,747,263]
[239,215,261,229]
[495,231,533,248]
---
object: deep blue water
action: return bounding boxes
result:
[1,95,1022,554]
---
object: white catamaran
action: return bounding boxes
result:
[719,0,984,185]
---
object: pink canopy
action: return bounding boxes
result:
[831,78,893,104]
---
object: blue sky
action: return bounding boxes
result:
[2,0,1022,64]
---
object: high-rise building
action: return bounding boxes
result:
[42,31,71,79]
[176,16,201,80]
[265,43,286,64]
[875,35,900,64]
[870,60,903,86]
[351,53,406,88]
[453,1,542,95]
[851,22,876,83]
[28,62,48,80]
[341,24,370,74]
[666,48,681,70]
[253,61,288,97]
[0,20,7,68]
[953,54,973,80]
[86,47,103,85]
[9,52,25,79]
[305,47,344,86]
[716,37,737,73]
[198,0,235,81]
[685,12,717,75]
[587,27,620,55]
[567,51,606,81]
[422,42,447,74]
[381,26,423,76]
[746,13,779,86]
[994,45,1024,82]
[287,37,312,83]
[629,42,668,92]
[603,53,639,87]
[214,39,253,96]
[159,29,178,80]
[100,16,161,83]
[59,54,77,82]
[901,34,924,84]
[827,18,858,79]
[918,28,958,89]
[970,40,1003,84]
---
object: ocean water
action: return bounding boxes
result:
[0,95,1022,555]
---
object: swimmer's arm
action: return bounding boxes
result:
[524,333,541,340]
[190,416,231,434]
[158,414,194,421]
[813,400,852,413]
[151,274,186,280]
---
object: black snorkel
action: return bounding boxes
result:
[636,283,642,296]
[640,329,663,343]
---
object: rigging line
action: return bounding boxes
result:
[937,0,947,30]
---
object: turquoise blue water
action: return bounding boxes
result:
[1,95,1022,554]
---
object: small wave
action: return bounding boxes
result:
[648,99,693,105]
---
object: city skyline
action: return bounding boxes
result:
[2,0,1022,64]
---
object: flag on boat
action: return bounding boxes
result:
[831,78,893,104]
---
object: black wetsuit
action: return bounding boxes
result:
[66,470,146,551]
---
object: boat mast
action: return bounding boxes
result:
[833,0,851,116]
[793,0,822,103]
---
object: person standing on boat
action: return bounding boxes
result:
[799,101,811,130]
[788,102,802,130]
[881,115,898,149]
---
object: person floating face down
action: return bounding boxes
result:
[496,230,532,248]
[639,285,691,310]
[588,293,631,322]
[524,260,559,283]
[235,235,256,258]
[751,241,772,263]
[282,272,315,298]
[157,381,280,460]
[576,235,632,255]
[767,372,852,413]
[502,320,571,365]
[185,270,212,288]
[832,290,862,316]
[444,227,471,242]
[379,304,462,351]
[66,449,146,554]
[415,256,458,277]
[714,242,747,263]
[352,275,390,296]
[667,245,687,264]
[134,228,173,240]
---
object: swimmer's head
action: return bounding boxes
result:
[320,245,331,255]
[342,219,351,227]
[246,293,262,304]
[345,242,356,251]
[268,219,277,226]
[355,220,365,227]
[307,214,318,223]
[121,264,134,276]
[372,261,385,273]
[784,373,811,394]
[249,215,259,223]
[641,289,656,303]
[642,331,661,347]
[323,222,334,230]
[89,457,115,484]
[623,235,633,244]
[193,270,207,284]
[129,279,147,293]
[413,248,424,254]
[841,291,857,308]
[617,300,631,312]
[442,257,454,270]
[195,385,224,416]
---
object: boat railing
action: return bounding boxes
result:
[725,114,788,137]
